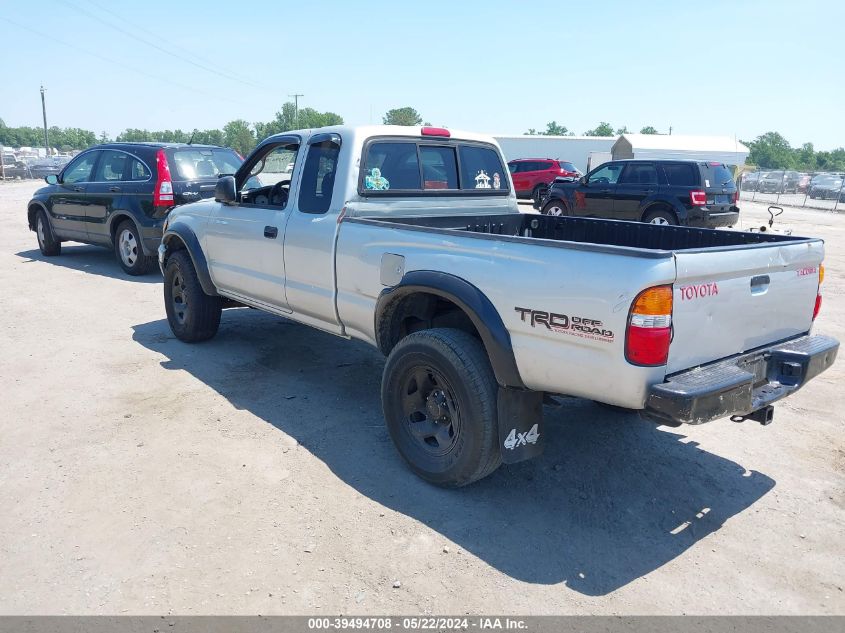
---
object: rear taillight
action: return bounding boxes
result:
[154,149,174,208]
[731,191,738,204]
[690,190,707,206]
[626,285,673,366]
[813,264,825,320]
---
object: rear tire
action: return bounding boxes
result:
[115,220,155,275]
[164,250,222,343]
[35,209,61,256]
[381,328,501,487]
[643,209,676,225]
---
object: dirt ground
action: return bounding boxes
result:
[0,180,843,615]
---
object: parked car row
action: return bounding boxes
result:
[534,159,740,228]
[741,170,845,199]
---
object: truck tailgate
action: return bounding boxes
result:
[667,240,823,374]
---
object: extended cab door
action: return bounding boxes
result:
[204,139,300,312]
[570,162,622,217]
[614,162,659,221]
[282,133,343,331]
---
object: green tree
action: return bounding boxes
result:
[584,122,615,137]
[615,126,629,135]
[99,131,110,143]
[383,107,423,126]
[745,131,795,169]
[525,128,539,135]
[640,125,659,134]
[544,121,570,136]
[223,119,256,155]
[257,102,344,138]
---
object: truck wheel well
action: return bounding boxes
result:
[378,292,480,356]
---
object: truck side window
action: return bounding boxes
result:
[298,139,340,214]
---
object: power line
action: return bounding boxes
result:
[86,0,252,84]
[0,16,256,108]
[64,0,269,91]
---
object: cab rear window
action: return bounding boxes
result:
[361,140,508,194]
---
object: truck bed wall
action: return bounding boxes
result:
[335,218,679,408]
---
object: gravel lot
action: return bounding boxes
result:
[1,180,843,615]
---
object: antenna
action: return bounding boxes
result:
[188,130,196,145]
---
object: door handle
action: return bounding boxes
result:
[73,186,84,192]
[264,226,278,239]
[109,186,121,192]
[645,189,656,193]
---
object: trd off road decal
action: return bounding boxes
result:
[514,307,614,342]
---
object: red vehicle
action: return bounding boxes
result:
[507,158,581,203]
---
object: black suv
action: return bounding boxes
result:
[535,160,739,228]
[27,142,242,274]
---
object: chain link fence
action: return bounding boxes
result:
[738,167,845,212]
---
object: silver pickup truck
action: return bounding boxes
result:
[158,125,838,487]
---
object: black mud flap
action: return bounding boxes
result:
[497,387,544,464]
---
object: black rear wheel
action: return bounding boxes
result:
[382,328,501,487]
[643,209,676,225]
[115,220,155,275]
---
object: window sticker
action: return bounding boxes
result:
[493,172,501,189]
[365,167,390,190]
[705,179,710,187]
[474,170,491,189]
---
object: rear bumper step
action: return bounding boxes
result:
[644,334,839,425]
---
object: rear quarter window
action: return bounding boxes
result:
[662,163,698,187]
[699,164,735,188]
[170,148,243,180]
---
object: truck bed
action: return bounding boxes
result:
[353,213,814,256]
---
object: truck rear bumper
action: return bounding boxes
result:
[644,334,838,425]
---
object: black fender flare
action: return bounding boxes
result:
[375,270,525,389]
[27,200,48,230]
[161,225,218,296]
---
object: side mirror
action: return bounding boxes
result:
[215,175,237,204]
[579,176,587,186]
[45,174,59,185]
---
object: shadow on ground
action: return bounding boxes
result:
[132,310,775,596]
[16,246,161,283]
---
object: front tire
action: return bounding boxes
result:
[164,250,222,343]
[115,220,156,275]
[531,185,545,206]
[381,328,502,487]
[542,199,567,216]
[643,209,676,225]
[35,209,61,256]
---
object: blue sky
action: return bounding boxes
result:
[2,0,844,148]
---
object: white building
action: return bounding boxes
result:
[493,135,616,174]
[611,134,749,168]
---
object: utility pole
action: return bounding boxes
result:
[40,85,49,155]
[288,93,304,128]
[669,126,673,135]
